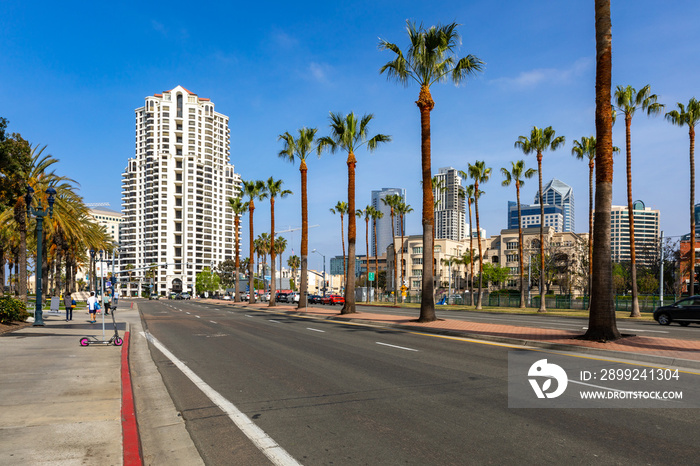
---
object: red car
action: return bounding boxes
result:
[322,294,345,305]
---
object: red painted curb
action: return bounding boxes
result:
[121,331,143,465]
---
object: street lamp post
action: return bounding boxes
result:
[25,185,57,326]
[312,249,326,297]
[89,249,96,294]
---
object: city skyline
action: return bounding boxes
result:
[2,1,698,271]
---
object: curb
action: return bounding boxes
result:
[121,328,143,465]
[259,308,700,371]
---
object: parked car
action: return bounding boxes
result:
[181,292,191,300]
[276,292,288,302]
[223,295,231,301]
[282,292,299,303]
[321,294,344,305]
[308,294,322,304]
[149,293,159,300]
[260,292,271,302]
[654,296,700,326]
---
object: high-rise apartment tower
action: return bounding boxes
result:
[120,86,241,296]
[370,188,406,257]
[534,178,575,232]
[433,167,466,241]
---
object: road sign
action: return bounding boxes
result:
[368,272,375,281]
[105,281,112,288]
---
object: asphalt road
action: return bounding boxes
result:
[316,303,700,341]
[140,300,699,465]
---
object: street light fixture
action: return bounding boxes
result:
[89,249,96,294]
[25,185,57,326]
[311,249,326,297]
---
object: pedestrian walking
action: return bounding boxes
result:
[104,290,111,315]
[63,292,73,321]
[87,292,98,323]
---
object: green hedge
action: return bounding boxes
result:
[0,296,30,324]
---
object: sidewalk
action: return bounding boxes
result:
[0,302,201,466]
[221,300,700,369]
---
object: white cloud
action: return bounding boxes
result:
[491,57,592,89]
[308,62,331,84]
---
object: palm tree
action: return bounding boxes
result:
[381,193,401,304]
[613,84,664,317]
[395,200,413,302]
[467,161,491,310]
[464,184,477,306]
[583,0,621,341]
[279,127,318,308]
[274,236,288,290]
[379,21,484,322]
[501,160,537,308]
[571,136,596,301]
[254,232,271,296]
[241,179,266,304]
[359,205,372,303]
[287,254,300,291]
[261,177,292,307]
[514,126,565,312]
[228,197,249,302]
[369,206,384,299]
[665,98,700,297]
[329,201,349,284]
[318,112,391,314]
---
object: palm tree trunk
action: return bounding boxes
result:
[689,125,696,296]
[299,160,309,308]
[417,85,436,322]
[373,219,379,300]
[583,0,621,341]
[625,115,641,317]
[588,160,594,304]
[269,198,277,308]
[343,152,357,314]
[400,215,405,304]
[0,247,5,297]
[234,217,240,302]
[248,203,256,304]
[468,201,474,306]
[15,202,28,304]
[341,214,346,287]
[474,183,483,310]
[365,217,370,304]
[517,183,526,308]
[537,152,546,312]
[390,209,397,305]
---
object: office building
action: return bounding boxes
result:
[120,85,241,296]
[606,200,660,266]
[534,178,575,232]
[433,167,466,241]
[508,201,564,232]
[370,187,405,257]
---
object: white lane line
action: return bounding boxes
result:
[142,332,301,466]
[186,312,191,315]
[376,342,418,352]
[196,315,201,319]
[210,320,217,324]
[306,328,325,333]
[245,314,254,317]
[269,319,281,323]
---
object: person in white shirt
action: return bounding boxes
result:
[87,292,98,323]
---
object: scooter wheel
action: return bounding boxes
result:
[114,337,123,346]
[79,337,90,347]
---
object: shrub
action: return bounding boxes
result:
[0,296,30,324]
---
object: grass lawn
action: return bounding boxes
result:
[362,302,656,321]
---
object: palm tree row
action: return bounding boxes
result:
[0,127,115,303]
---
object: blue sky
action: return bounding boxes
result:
[2,1,699,270]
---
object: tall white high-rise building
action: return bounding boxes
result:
[370,187,405,257]
[608,200,660,266]
[433,167,466,241]
[120,85,241,296]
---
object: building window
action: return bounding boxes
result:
[507,241,518,250]
[177,94,183,118]
[412,247,423,254]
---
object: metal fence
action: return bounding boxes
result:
[373,291,676,312]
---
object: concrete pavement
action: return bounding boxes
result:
[1,298,698,465]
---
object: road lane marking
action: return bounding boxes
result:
[376,342,418,352]
[186,312,191,315]
[196,315,201,318]
[306,328,325,332]
[142,332,301,466]
[269,319,281,323]
[210,321,217,324]
[245,314,254,317]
